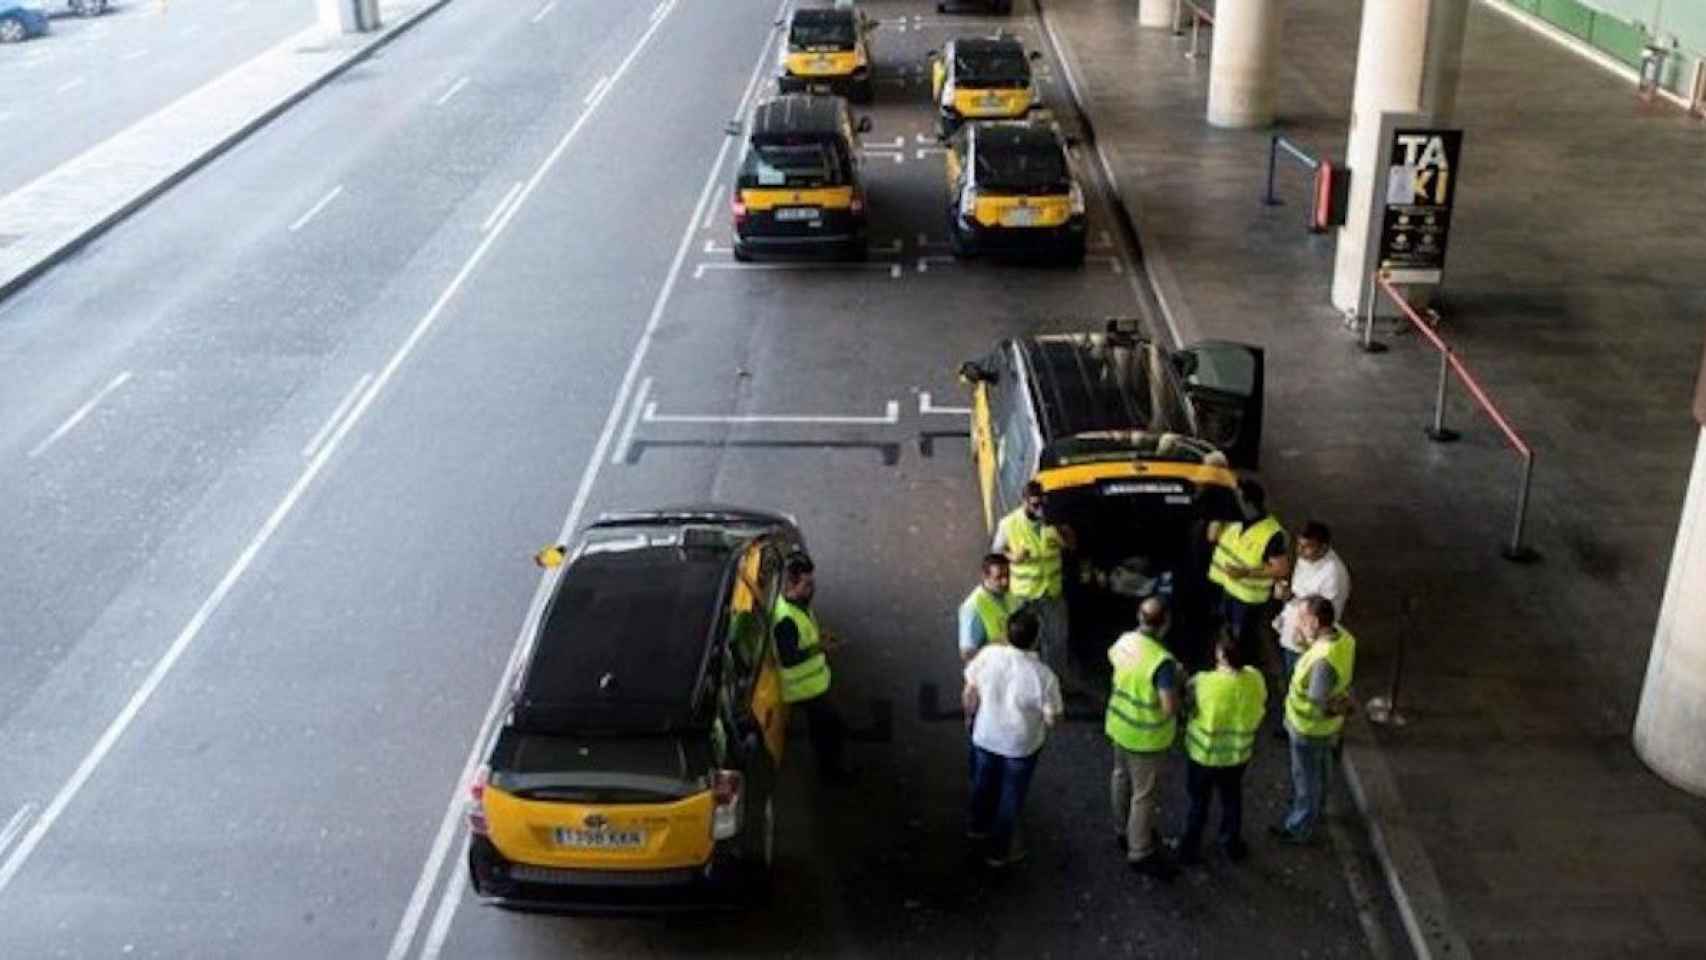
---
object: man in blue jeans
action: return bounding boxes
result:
[962,608,1063,867]
[1272,596,1357,844]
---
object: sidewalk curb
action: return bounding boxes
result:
[1028,2,1471,958]
[0,0,454,303]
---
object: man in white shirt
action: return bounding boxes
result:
[963,607,1063,868]
[1274,521,1351,681]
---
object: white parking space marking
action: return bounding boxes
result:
[915,146,947,159]
[863,148,905,164]
[528,0,555,23]
[919,391,970,416]
[288,185,343,232]
[649,0,668,22]
[479,181,523,233]
[121,48,149,61]
[0,0,691,918]
[433,76,468,106]
[385,4,694,958]
[0,805,35,860]
[581,74,609,107]
[27,371,132,459]
[702,186,724,230]
[610,375,652,464]
[645,398,901,426]
[916,254,955,273]
[56,78,86,94]
[694,261,903,279]
[866,135,904,150]
[301,373,372,459]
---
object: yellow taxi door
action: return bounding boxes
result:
[734,544,787,763]
[970,382,998,530]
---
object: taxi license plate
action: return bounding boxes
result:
[553,827,645,849]
[977,94,1005,110]
[775,206,821,222]
[808,81,833,92]
[1001,206,1039,227]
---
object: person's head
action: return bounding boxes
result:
[1238,479,1267,519]
[1299,594,1336,639]
[1298,521,1332,563]
[1137,596,1168,636]
[1005,606,1041,651]
[980,553,1011,594]
[783,551,816,604]
[1213,629,1245,670]
[1022,480,1046,520]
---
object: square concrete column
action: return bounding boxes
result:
[1207,0,1280,129]
[317,0,379,35]
[1138,0,1173,29]
[1329,0,1469,313]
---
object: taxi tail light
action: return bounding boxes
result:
[850,192,865,216]
[730,194,748,225]
[710,769,744,840]
[467,765,490,837]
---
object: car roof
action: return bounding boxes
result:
[513,523,747,734]
[971,122,1062,153]
[790,7,855,26]
[749,95,848,139]
[954,36,1025,58]
[1012,333,1193,440]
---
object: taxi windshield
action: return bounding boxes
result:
[790,18,855,49]
[976,144,1067,193]
[744,141,849,187]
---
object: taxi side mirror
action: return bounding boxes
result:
[535,545,567,569]
[856,116,874,133]
[958,360,996,385]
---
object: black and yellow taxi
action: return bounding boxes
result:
[467,507,804,912]
[959,324,1265,654]
[777,5,874,103]
[731,94,871,262]
[944,121,1086,264]
[928,35,1040,138]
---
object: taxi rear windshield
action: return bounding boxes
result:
[958,51,1030,88]
[976,145,1068,193]
[790,18,855,49]
[741,141,851,188]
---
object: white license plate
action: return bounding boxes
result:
[977,94,1005,109]
[775,206,821,222]
[1001,207,1039,227]
[552,827,645,849]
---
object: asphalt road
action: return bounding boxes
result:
[0,0,1407,956]
[0,0,312,190]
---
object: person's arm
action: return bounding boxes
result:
[1053,522,1078,552]
[1307,659,1344,714]
[957,599,985,662]
[991,521,1010,556]
[962,652,986,729]
[1040,670,1063,728]
[773,618,805,668]
[1155,660,1181,719]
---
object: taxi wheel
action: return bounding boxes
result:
[733,244,752,263]
[0,16,26,41]
[851,79,874,105]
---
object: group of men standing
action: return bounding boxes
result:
[957,478,1357,875]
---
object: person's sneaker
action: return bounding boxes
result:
[1222,838,1250,862]
[1128,854,1178,880]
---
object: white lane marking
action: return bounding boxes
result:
[301,373,372,459]
[644,399,900,426]
[121,48,149,61]
[919,391,970,416]
[917,254,956,273]
[288,185,343,232]
[862,148,905,164]
[479,181,523,233]
[701,186,724,230]
[433,76,469,106]
[386,3,699,957]
[0,805,35,859]
[56,78,86,94]
[0,0,689,917]
[528,0,555,23]
[27,371,132,459]
[915,147,948,158]
[694,261,903,279]
[581,74,609,107]
[610,375,652,464]
[649,0,668,22]
[866,135,904,149]
[418,837,469,959]
[914,132,936,145]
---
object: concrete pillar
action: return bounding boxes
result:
[1138,0,1173,30]
[1633,345,1706,798]
[1329,0,1470,314]
[317,0,379,36]
[1206,0,1280,128]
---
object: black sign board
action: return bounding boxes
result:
[1377,128,1462,285]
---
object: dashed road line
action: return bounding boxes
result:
[301,373,373,459]
[433,76,469,106]
[288,185,343,232]
[919,391,970,416]
[0,805,35,860]
[610,375,653,464]
[529,0,555,23]
[27,371,132,459]
[56,78,86,94]
[121,48,149,61]
[582,74,610,107]
[480,181,523,232]
[694,261,903,280]
[702,186,725,230]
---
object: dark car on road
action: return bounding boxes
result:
[0,1,50,42]
[731,94,872,262]
[944,121,1086,264]
[467,507,805,913]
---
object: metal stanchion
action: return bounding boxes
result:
[1171,0,1184,36]
[1367,595,1415,727]
[1187,12,1205,59]
[1501,453,1540,563]
[1424,349,1460,442]
[1360,273,1388,353]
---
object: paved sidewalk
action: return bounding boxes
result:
[0,0,451,300]
[1040,0,1706,957]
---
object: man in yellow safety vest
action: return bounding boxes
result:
[958,553,1023,662]
[994,480,1076,664]
[1207,479,1290,667]
[770,550,850,782]
[1105,597,1182,879]
[1170,630,1266,865]
[1271,595,1356,844]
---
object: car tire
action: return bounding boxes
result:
[733,243,752,263]
[845,239,868,262]
[948,215,972,258]
[1060,245,1086,268]
[851,78,874,105]
[0,15,27,42]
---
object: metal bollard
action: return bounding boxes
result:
[1424,349,1460,442]
[1367,595,1416,727]
[1501,452,1539,562]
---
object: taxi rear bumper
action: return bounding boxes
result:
[468,835,759,915]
